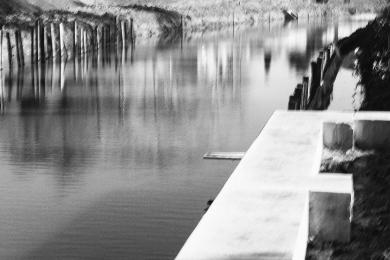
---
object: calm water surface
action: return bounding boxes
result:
[0,19,367,259]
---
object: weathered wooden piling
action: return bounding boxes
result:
[6,32,12,69]
[30,27,34,65]
[296,83,304,110]
[288,95,296,110]
[121,20,126,48]
[80,29,84,54]
[44,26,49,59]
[102,25,106,54]
[84,30,87,54]
[309,61,320,102]
[59,23,65,59]
[0,28,3,70]
[34,20,39,61]
[97,25,101,51]
[46,27,52,58]
[39,20,45,63]
[129,18,134,45]
[232,12,235,32]
[18,31,24,66]
[181,15,184,38]
[15,31,21,67]
[326,48,331,66]
[50,23,56,59]
[107,24,111,48]
[92,26,97,52]
[73,21,77,57]
[302,77,309,109]
[114,17,118,48]
[36,20,40,61]
[318,52,324,80]
[288,83,304,111]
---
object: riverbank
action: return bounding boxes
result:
[48,0,390,42]
[1,0,388,44]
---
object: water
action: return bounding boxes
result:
[0,19,368,259]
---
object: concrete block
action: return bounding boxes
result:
[354,120,390,151]
[309,191,351,243]
[323,122,353,151]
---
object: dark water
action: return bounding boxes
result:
[0,19,367,259]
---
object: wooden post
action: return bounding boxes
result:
[77,27,81,58]
[117,19,120,56]
[0,28,3,70]
[15,31,21,67]
[129,18,134,45]
[50,23,56,59]
[107,24,111,48]
[297,84,304,109]
[59,22,65,59]
[44,26,48,59]
[121,20,126,48]
[232,10,234,33]
[37,20,45,63]
[309,61,319,102]
[97,26,101,65]
[97,25,101,50]
[46,26,52,58]
[92,27,96,52]
[40,22,45,63]
[181,15,184,38]
[102,24,105,51]
[84,30,87,54]
[294,84,303,110]
[74,21,77,57]
[288,95,296,110]
[302,77,309,110]
[80,29,83,54]
[35,20,39,61]
[317,56,324,83]
[318,51,324,76]
[18,31,24,66]
[37,20,41,62]
[114,17,118,48]
[30,26,34,65]
[6,32,12,69]
[326,47,331,66]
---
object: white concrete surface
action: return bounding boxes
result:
[176,111,390,260]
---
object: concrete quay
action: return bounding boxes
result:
[176,111,390,260]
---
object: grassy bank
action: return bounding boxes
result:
[66,0,389,39]
[0,0,387,69]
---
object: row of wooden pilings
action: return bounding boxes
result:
[0,16,135,70]
[288,43,335,110]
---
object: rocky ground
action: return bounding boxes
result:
[307,149,390,260]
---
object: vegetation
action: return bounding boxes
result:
[355,6,390,110]
[90,0,390,32]
[2,0,389,38]
[307,151,390,259]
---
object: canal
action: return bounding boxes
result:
[0,19,367,259]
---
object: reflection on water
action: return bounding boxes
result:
[0,19,367,259]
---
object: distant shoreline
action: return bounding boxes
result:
[0,1,387,43]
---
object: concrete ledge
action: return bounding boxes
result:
[176,111,390,260]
